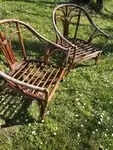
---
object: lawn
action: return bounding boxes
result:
[0,0,113,149]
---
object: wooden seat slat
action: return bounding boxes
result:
[47,68,61,89]
[22,66,36,82]
[12,63,27,77]
[17,65,31,80]
[41,68,56,88]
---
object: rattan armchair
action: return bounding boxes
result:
[0,19,69,119]
[52,4,110,68]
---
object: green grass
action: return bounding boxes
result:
[0,0,113,149]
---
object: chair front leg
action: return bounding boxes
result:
[94,52,101,65]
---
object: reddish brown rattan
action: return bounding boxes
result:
[0,19,69,119]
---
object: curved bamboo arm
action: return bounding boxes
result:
[0,19,68,52]
[94,27,110,38]
[87,28,110,44]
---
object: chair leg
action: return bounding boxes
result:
[67,62,76,73]
[40,101,48,120]
[94,53,101,65]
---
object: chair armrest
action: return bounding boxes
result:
[0,19,69,53]
[96,27,110,38]
[16,20,69,51]
[88,25,110,43]
[0,71,47,93]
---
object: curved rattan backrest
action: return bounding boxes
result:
[0,20,48,69]
[52,4,99,43]
[0,19,69,71]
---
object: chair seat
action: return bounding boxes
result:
[8,60,65,101]
[62,38,101,63]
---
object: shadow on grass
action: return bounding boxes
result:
[3,0,113,21]
[93,40,113,54]
[0,87,40,128]
[97,8,113,20]
[3,0,69,4]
